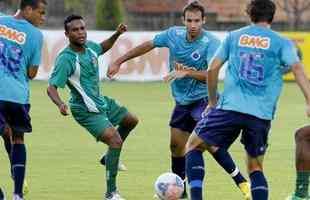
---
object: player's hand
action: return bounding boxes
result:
[58,103,69,116]
[163,63,191,83]
[107,62,121,79]
[202,104,216,118]
[116,23,127,35]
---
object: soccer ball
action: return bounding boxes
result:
[154,172,184,200]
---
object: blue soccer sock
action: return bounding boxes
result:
[11,144,26,197]
[212,148,246,185]
[250,171,268,200]
[186,150,205,200]
[172,156,187,195]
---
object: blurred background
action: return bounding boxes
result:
[1,0,310,31]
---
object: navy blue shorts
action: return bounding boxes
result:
[0,101,32,135]
[195,108,271,157]
[169,98,208,133]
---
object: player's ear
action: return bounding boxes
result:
[24,5,33,15]
[202,16,206,24]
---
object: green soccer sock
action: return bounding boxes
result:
[105,147,121,194]
[295,171,310,198]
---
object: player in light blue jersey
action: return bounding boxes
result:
[185,0,310,200]
[108,1,250,199]
[0,1,46,200]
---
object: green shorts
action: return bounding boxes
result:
[70,96,128,140]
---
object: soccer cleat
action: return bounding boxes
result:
[238,182,251,200]
[12,194,24,200]
[105,191,126,200]
[100,156,128,171]
[23,180,29,197]
[0,188,6,200]
[286,194,310,200]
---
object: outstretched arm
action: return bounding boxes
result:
[292,63,310,117]
[47,85,69,116]
[107,40,155,78]
[101,23,127,54]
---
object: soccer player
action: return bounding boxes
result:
[0,1,46,200]
[185,0,310,200]
[108,1,249,199]
[289,125,310,200]
[47,15,138,200]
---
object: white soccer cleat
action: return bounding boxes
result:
[118,162,127,171]
[105,191,126,200]
[12,194,24,200]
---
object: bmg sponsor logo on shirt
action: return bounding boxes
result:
[0,25,26,45]
[239,34,270,50]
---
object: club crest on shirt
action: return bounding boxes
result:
[191,50,201,61]
[239,34,270,50]
[0,24,26,45]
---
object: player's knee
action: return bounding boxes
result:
[121,113,139,131]
[170,142,184,155]
[109,136,123,148]
[295,126,310,142]
[247,160,263,173]
[128,114,139,130]
[12,133,24,144]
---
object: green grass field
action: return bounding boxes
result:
[0,81,307,200]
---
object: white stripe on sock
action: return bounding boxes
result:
[230,167,240,177]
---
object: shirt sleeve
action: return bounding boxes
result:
[280,39,300,66]
[48,55,75,88]
[29,31,43,67]
[87,41,103,56]
[206,37,221,66]
[214,32,231,63]
[153,29,169,48]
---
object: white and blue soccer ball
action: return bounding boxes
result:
[154,172,184,200]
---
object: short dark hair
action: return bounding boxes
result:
[246,0,276,24]
[182,0,205,19]
[20,0,47,10]
[64,14,84,32]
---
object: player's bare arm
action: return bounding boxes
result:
[207,58,224,108]
[27,66,39,79]
[101,23,127,54]
[107,40,155,79]
[291,63,310,117]
[47,85,69,116]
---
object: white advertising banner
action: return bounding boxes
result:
[37,30,227,81]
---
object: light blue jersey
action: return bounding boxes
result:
[215,25,300,120]
[153,26,220,105]
[0,16,43,104]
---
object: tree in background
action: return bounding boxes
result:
[64,0,88,15]
[276,0,310,30]
[96,0,124,30]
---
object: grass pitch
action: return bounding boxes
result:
[0,81,306,200]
